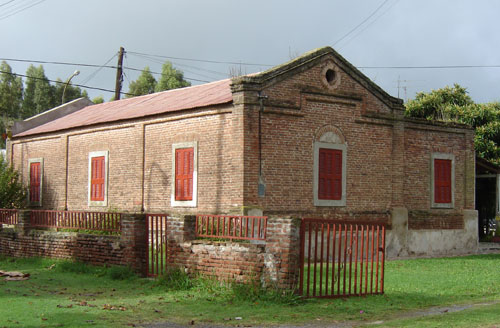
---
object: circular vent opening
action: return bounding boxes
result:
[325,69,336,84]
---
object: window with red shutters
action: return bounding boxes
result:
[318,148,342,200]
[30,162,41,203]
[90,156,105,201]
[434,159,452,203]
[175,148,194,201]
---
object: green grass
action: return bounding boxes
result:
[0,254,499,327]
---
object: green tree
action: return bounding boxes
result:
[126,66,157,98]
[405,84,500,165]
[0,61,23,118]
[92,96,104,104]
[155,61,190,92]
[0,156,27,208]
[52,78,88,106]
[21,65,54,119]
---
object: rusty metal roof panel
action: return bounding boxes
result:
[15,78,233,137]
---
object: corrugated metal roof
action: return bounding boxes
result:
[15,78,233,137]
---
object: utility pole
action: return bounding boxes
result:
[114,47,124,101]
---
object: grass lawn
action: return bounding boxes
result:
[0,254,499,327]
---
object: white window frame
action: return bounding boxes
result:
[430,152,455,209]
[313,142,347,207]
[28,158,43,207]
[88,150,109,207]
[171,141,198,208]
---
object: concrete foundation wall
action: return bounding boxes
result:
[386,207,478,258]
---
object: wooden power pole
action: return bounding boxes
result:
[114,47,124,100]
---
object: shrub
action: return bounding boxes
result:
[0,156,26,208]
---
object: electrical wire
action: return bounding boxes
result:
[358,65,500,69]
[337,0,401,50]
[333,0,390,46]
[0,0,47,21]
[0,0,16,8]
[127,50,274,67]
[80,53,117,85]
[0,57,117,69]
[122,66,210,83]
[0,70,137,96]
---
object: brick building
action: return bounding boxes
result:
[7,47,478,257]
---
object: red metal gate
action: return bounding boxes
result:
[146,213,168,277]
[299,218,386,298]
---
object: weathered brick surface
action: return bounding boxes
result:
[0,212,147,274]
[165,216,300,288]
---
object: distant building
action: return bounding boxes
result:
[7,47,477,257]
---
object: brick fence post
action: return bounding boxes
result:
[263,217,302,290]
[165,215,196,268]
[121,213,147,276]
[16,209,32,236]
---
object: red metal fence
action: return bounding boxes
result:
[30,210,122,233]
[146,213,168,277]
[0,209,18,225]
[195,214,267,241]
[299,218,386,298]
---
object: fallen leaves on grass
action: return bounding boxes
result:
[102,304,127,311]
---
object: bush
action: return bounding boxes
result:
[0,156,26,208]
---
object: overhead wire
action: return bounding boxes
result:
[127,50,274,67]
[0,0,47,21]
[332,0,391,46]
[0,70,137,97]
[337,0,401,50]
[0,0,16,8]
[80,53,117,85]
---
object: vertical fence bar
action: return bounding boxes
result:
[319,223,325,296]
[313,223,318,297]
[331,223,336,296]
[375,225,380,293]
[359,224,364,295]
[380,226,386,294]
[354,224,359,295]
[370,225,375,294]
[348,224,353,295]
[337,223,342,296]
[342,224,347,296]
[299,219,305,296]
[306,221,312,297]
[325,223,331,296]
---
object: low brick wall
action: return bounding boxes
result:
[0,229,124,266]
[0,211,147,274]
[166,216,301,289]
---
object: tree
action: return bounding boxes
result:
[155,61,190,92]
[0,156,27,209]
[52,78,88,106]
[0,61,23,119]
[21,65,54,119]
[126,66,157,98]
[405,84,500,165]
[92,96,104,104]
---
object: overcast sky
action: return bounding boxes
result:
[2,0,499,103]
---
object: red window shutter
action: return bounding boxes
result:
[318,148,342,200]
[91,156,105,201]
[434,159,452,203]
[175,148,194,201]
[30,162,41,202]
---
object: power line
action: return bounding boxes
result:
[0,0,47,21]
[122,66,210,83]
[80,53,117,85]
[127,50,274,67]
[358,65,500,69]
[0,57,117,69]
[337,0,401,50]
[0,0,16,8]
[333,0,390,46]
[0,70,137,97]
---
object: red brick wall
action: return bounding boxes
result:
[10,105,244,214]
[0,229,126,266]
